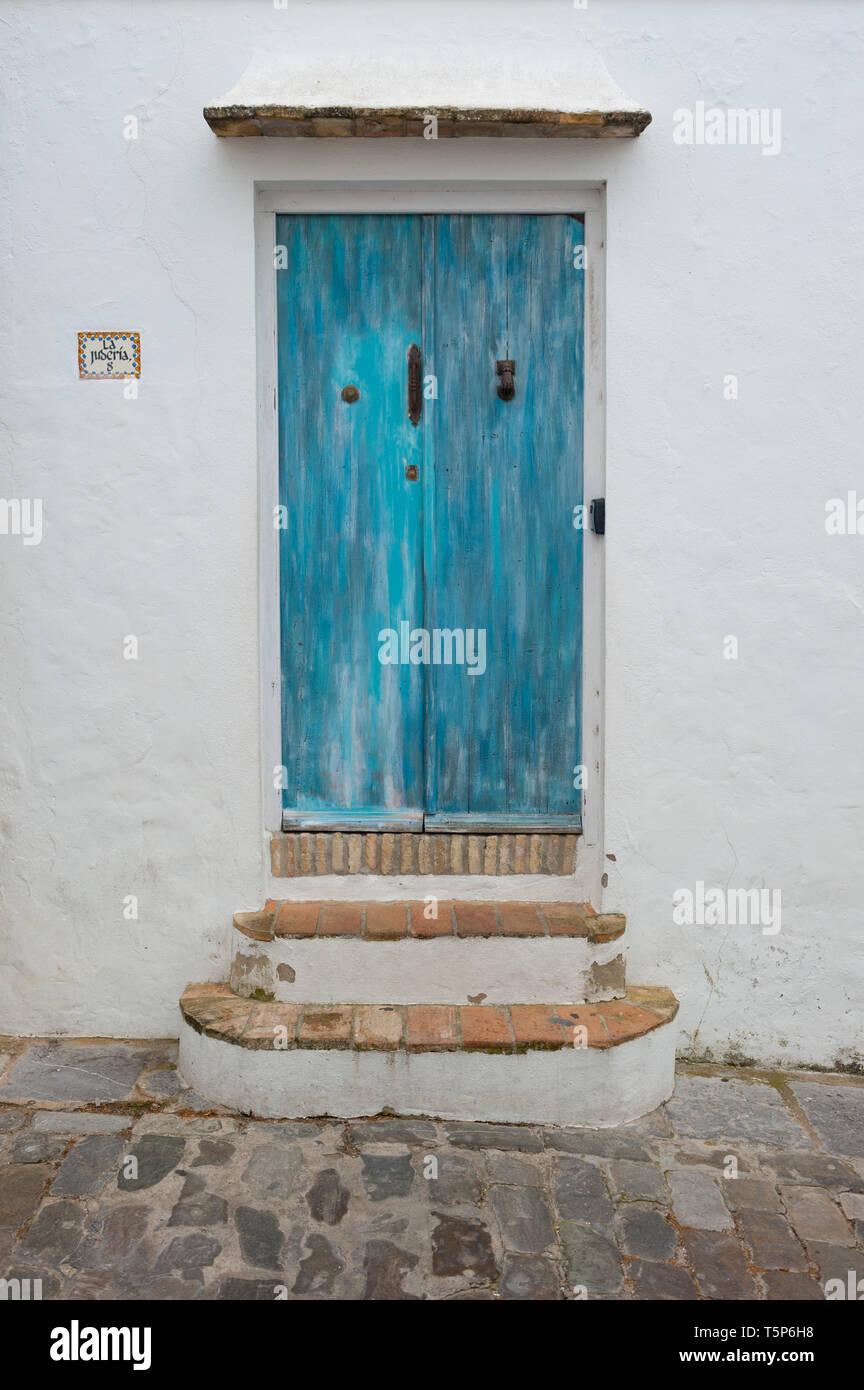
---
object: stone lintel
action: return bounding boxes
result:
[204,104,651,138]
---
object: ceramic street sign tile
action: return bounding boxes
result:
[78,332,141,379]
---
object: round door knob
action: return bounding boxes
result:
[341,384,360,403]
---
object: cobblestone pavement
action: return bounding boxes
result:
[0,1038,863,1300]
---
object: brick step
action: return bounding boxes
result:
[177,984,679,1126]
[230,901,626,1005]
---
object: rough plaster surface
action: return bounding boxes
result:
[228,935,626,1005]
[1,1,862,1068]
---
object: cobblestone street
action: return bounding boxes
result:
[1,1040,862,1300]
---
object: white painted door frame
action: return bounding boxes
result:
[254,180,606,902]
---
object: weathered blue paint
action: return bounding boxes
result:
[277,213,584,827]
[422,214,583,822]
[277,215,424,820]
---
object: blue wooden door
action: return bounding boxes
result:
[277,213,584,831]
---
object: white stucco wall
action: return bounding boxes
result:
[1,0,861,1069]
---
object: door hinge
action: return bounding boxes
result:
[590,498,606,535]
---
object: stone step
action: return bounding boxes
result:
[177,984,679,1126]
[230,901,626,1005]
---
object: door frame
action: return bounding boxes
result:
[255,181,606,890]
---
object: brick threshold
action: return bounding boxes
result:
[271,830,580,877]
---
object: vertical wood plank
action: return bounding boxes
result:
[424,213,584,816]
[277,214,424,816]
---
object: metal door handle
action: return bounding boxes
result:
[496,359,515,401]
[407,343,422,426]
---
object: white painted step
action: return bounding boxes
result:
[230,933,626,1005]
[178,985,678,1127]
[230,900,627,1006]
